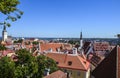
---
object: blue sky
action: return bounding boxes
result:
[1,0,120,38]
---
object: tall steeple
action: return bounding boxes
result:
[80,31,83,49]
[3,25,6,31]
[2,25,8,41]
[80,31,82,40]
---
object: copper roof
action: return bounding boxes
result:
[46,53,90,71]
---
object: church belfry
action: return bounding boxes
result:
[2,25,8,41]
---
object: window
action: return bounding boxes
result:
[68,61,72,66]
[84,61,86,64]
[77,71,80,76]
[56,62,59,64]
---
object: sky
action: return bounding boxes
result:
[0,0,120,38]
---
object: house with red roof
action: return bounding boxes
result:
[92,45,120,78]
[44,70,67,78]
[46,51,90,78]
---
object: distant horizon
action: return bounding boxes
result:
[0,36,117,39]
[1,0,120,38]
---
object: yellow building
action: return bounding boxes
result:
[46,52,90,78]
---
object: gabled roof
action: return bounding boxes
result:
[46,53,90,71]
[44,70,67,78]
[83,42,91,54]
[92,46,120,78]
[93,42,109,51]
[118,47,120,78]
[90,54,102,67]
[41,43,63,52]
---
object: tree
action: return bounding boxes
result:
[0,45,7,51]
[0,0,23,27]
[15,49,58,78]
[0,49,58,78]
[36,55,58,78]
[32,41,39,45]
[0,56,15,78]
[14,39,23,43]
[117,34,120,38]
[15,49,38,78]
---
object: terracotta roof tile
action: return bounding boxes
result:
[118,47,120,78]
[41,43,63,52]
[46,53,90,71]
[83,42,91,54]
[44,70,67,78]
[93,42,109,51]
[92,46,118,78]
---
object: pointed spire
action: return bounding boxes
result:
[3,25,6,31]
[79,31,83,50]
[80,32,82,40]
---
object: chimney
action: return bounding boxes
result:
[49,48,52,52]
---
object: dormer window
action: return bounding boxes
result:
[56,62,59,64]
[68,61,72,66]
[83,61,86,64]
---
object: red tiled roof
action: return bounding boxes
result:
[93,42,109,51]
[44,70,67,78]
[83,42,91,54]
[46,53,90,71]
[90,54,102,67]
[92,46,118,78]
[118,47,120,78]
[40,43,63,52]
[2,50,14,56]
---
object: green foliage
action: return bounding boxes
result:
[15,49,38,78]
[0,45,7,51]
[14,39,23,43]
[0,57,15,78]
[68,40,79,45]
[0,0,23,27]
[32,41,39,45]
[0,49,58,78]
[117,42,120,46]
[117,34,120,38]
[36,55,58,77]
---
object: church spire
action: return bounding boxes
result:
[79,31,83,50]
[80,31,82,40]
[79,31,83,55]
[2,24,7,41]
[3,25,6,31]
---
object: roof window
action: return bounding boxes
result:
[68,61,72,66]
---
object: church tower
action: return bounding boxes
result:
[2,25,8,41]
[79,32,83,49]
[78,32,84,55]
